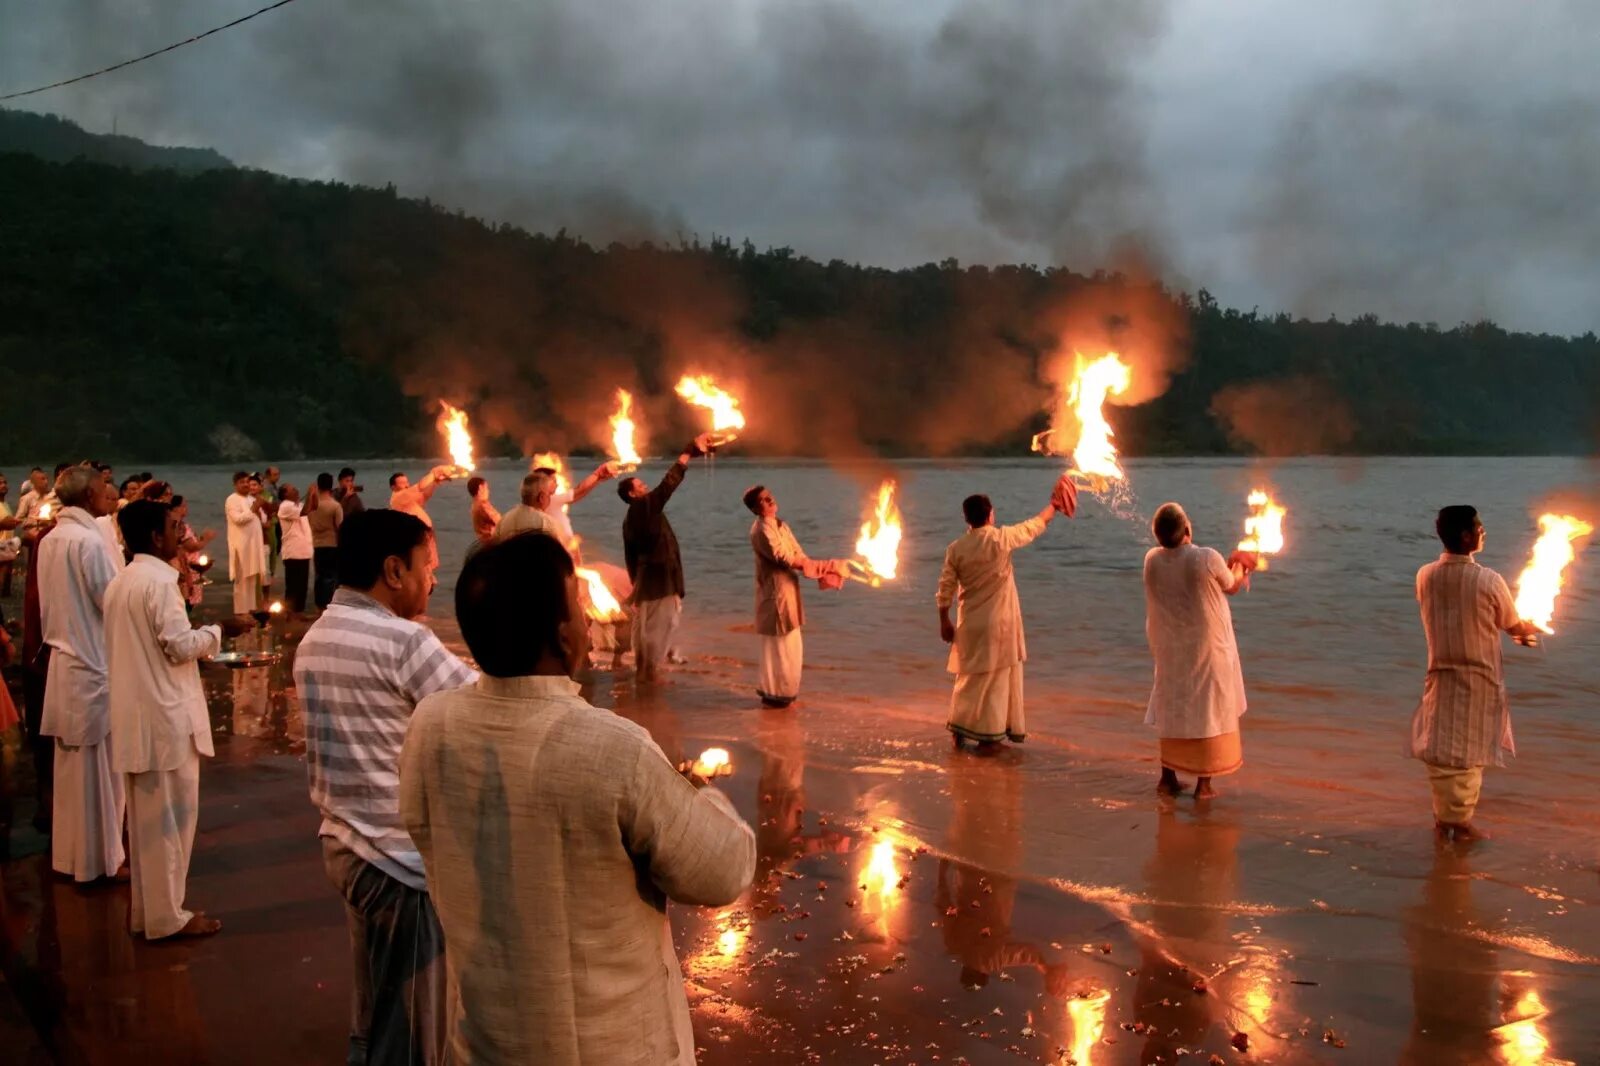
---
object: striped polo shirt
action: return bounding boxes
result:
[1408,552,1519,768]
[295,588,477,889]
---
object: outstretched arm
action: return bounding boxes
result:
[568,461,620,506]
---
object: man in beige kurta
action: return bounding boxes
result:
[400,532,756,1064]
[936,478,1075,748]
[1409,505,1539,841]
[743,485,848,707]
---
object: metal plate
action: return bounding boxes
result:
[206,651,283,669]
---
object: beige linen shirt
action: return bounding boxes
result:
[1409,552,1520,768]
[104,554,221,773]
[399,674,757,1065]
[750,516,828,636]
[1142,544,1247,739]
[495,504,558,540]
[935,517,1047,676]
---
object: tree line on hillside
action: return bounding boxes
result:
[1,149,1595,464]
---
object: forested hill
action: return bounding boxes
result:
[1,147,1596,464]
[0,108,232,174]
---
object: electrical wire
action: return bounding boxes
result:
[1,0,304,103]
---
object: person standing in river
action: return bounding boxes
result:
[1408,505,1541,842]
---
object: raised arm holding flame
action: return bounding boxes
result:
[437,400,475,476]
[1033,352,1133,494]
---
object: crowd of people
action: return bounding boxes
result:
[0,448,1548,1061]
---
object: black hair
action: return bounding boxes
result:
[336,509,432,591]
[118,499,171,558]
[457,532,575,677]
[170,494,186,508]
[466,476,486,498]
[53,463,70,477]
[616,476,642,502]
[742,484,766,514]
[137,472,153,482]
[317,472,335,492]
[961,494,993,528]
[389,472,405,489]
[1436,505,1481,552]
[338,467,357,481]
[232,470,250,484]
[1152,502,1189,549]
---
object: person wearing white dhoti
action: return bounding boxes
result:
[107,501,250,938]
[225,472,266,614]
[37,467,126,881]
[937,478,1076,749]
[1408,505,1541,842]
[742,485,848,707]
[1142,502,1258,800]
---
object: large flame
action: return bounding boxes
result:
[610,389,642,468]
[1514,514,1594,634]
[854,479,904,581]
[1034,353,1132,486]
[674,374,746,435]
[530,452,571,497]
[1238,489,1287,569]
[577,566,625,623]
[437,401,475,473]
[1496,988,1553,1066]
[862,839,900,897]
[1065,988,1111,1066]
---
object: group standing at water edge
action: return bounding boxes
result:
[0,447,1591,1063]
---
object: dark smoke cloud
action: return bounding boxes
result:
[1209,375,1356,456]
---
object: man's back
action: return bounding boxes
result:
[495,504,556,540]
[1413,554,1518,766]
[401,675,755,1065]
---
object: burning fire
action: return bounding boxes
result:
[854,479,904,582]
[1238,489,1287,569]
[268,601,284,617]
[195,553,209,567]
[39,503,54,521]
[1034,352,1132,489]
[437,401,475,473]
[1514,514,1594,634]
[861,839,900,897]
[531,452,571,497]
[692,748,732,778]
[610,389,642,469]
[577,566,625,623]
[674,374,746,440]
[1065,988,1111,1066]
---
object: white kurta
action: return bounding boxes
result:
[1142,545,1247,739]
[106,553,221,937]
[225,491,265,581]
[37,506,126,880]
[96,513,127,572]
[936,517,1047,742]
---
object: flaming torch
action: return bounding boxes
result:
[576,566,626,624]
[1514,514,1594,635]
[610,389,643,472]
[848,479,903,586]
[1237,489,1287,571]
[674,374,745,447]
[1032,352,1132,493]
[437,401,475,476]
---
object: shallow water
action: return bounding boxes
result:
[103,455,1600,1061]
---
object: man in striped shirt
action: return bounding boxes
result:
[1408,505,1540,842]
[294,508,476,1065]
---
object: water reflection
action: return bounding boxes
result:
[1403,844,1566,1065]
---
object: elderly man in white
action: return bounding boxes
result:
[107,500,251,937]
[37,466,125,881]
[225,470,267,613]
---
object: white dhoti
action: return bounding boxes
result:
[758,630,804,704]
[127,747,202,938]
[52,739,127,881]
[633,596,681,675]
[948,664,1025,744]
[232,576,259,614]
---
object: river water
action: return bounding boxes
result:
[69,454,1600,1062]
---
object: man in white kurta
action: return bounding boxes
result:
[1142,502,1255,798]
[936,480,1074,748]
[1409,505,1540,841]
[107,501,244,938]
[37,468,125,881]
[743,485,848,707]
[225,472,266,613]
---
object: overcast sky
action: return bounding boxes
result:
[6,0,1598,334]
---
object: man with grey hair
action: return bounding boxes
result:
[494,472,560,540]
[37,466,126,881]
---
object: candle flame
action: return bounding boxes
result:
[610,389,642,467]
[1238,489,1287,569]
[1034,353,1132,487]
[39,503,53,520]
[576,566,625,623]
[1514,514,1594,634]
[674,374,746,434]
[268,601,283,615]
[437,401,475,473]
[195,553,208,566]
[692,747,732,778]
[854,479,903,581]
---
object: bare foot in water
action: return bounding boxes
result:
[1157,769,1183,796]
[1194,777,1218,800]
[162,913,222,939]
